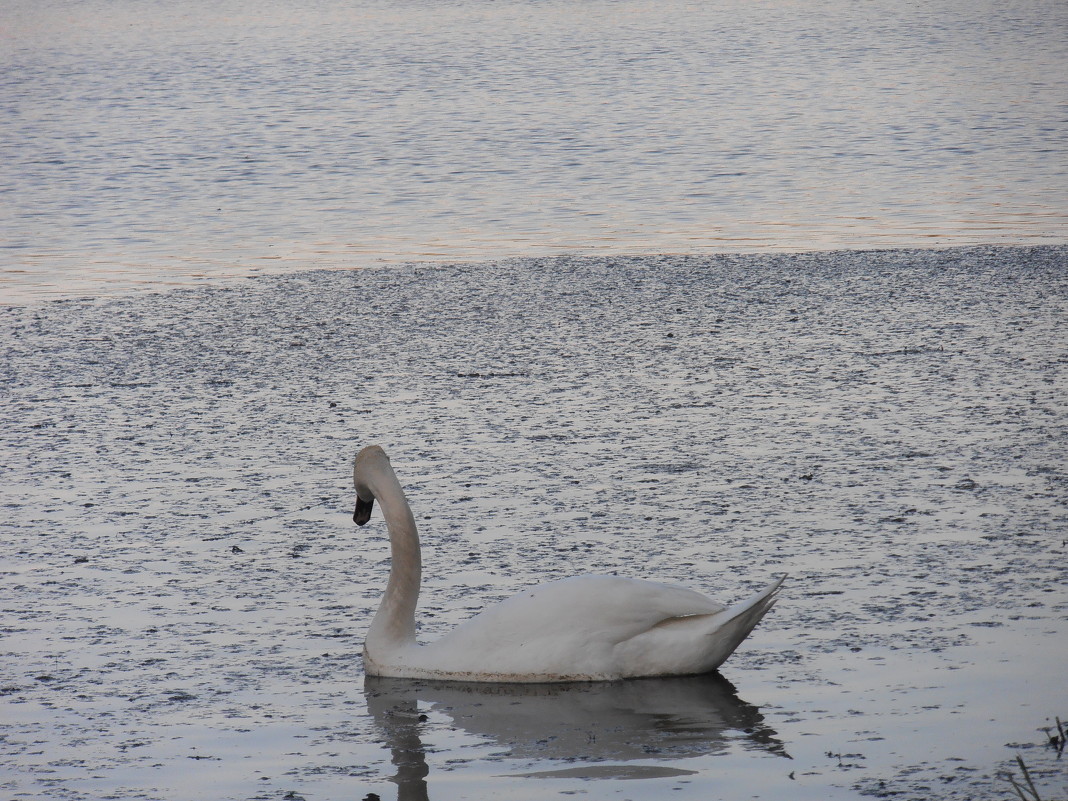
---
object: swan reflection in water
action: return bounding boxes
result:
[365,672,789,799]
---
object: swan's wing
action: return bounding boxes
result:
[479,575,726,636]
[414,575,728,678]
[614,574,785,676]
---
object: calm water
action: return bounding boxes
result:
[2,0,1067,299]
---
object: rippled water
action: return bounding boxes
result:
[2,247,1066,799]
[2,0,1067,299]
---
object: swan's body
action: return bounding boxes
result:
[354,445,784,682]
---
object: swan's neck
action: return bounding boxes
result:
[367,464,421,649]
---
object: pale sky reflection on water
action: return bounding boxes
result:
[2,0,1067,301]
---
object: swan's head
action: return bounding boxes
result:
[353,445,389,526]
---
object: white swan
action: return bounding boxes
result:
[354,445,784,682]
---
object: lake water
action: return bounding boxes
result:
[2,3,1067,799]
[2,0,1067,300]
[2,247,1066,800]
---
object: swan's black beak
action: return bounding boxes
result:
[354,496,374,526]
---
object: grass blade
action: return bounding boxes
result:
[1015,754,1041,801]
[1006,775,1030,801]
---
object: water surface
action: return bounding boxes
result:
[2,247,1065,799]
[2,0,1067,299]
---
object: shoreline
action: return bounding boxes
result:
[2,241,1066,306]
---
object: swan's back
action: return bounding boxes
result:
[455,575,726,642]
[379,575,740,681]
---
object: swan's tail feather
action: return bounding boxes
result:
[701,574,786,672]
